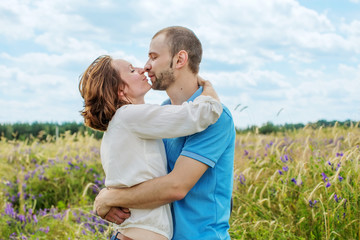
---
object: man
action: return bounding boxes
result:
[95,26,235,240]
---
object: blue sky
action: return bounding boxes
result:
[1,0,359,128]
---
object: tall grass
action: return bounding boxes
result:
[230,123,360,239]
[0,132,110,239]
[0,124,359,239]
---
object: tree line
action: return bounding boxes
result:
[0,122,103,141]
[0,119,358,141]
[238,119,359,135]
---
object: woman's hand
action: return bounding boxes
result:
[198,76,221,102]
[94,188,131,224]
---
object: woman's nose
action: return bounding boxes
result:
[137,68,145,75]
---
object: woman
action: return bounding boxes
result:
[79,55,222,240]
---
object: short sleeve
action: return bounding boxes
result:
[180,106,236,168]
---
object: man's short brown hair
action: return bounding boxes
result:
[153,26,202,74]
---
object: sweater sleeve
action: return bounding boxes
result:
[118,95,223,139]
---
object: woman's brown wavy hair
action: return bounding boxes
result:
[79,55,130,131]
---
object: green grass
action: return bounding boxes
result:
[1,124,359,239]
[230,124,360,239]
[0,132,110,239]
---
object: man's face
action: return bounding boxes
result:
[144,33,175,90]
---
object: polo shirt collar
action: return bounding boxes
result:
[187,86,203,102]
[162,86,203,105]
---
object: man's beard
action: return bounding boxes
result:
[152,68,175,90]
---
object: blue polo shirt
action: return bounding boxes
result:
[163,87,235,240]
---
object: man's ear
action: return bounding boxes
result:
[174,50,188,69]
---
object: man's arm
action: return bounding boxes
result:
[95,155,208,218]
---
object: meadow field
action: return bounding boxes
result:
[0,124,359,239]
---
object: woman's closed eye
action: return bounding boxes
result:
[129,65,135,73]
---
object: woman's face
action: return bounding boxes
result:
[112,59,151,104]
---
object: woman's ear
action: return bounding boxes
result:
[174,50,188,69]
[118,89,125,99]
[118,87,132,103]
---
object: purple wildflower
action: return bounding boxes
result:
[291,178,297,184]
[239,173,246,185]
[326,181,331,188]
[94,179,103,185]
[336,162,341,171]
[39,226,50,233]
[336,152,344,157]
[309,200,318,207]
[5,203,16,218]
[338,175,344,182]
[38,209,47,216]
[321,173,328,182]
[282,166,289,172]
[278,170,283,175]
[280,155,289,163]
[334,194,341,203]
[33,214,38,223]
[18,214,26,223]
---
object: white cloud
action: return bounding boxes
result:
[203,69,290,90]
[0,0,107,53]
[1,0,359,126]
[133,0,358,64]
[296,69,324,79]
[289,52,315,64]
[341,20,360,35]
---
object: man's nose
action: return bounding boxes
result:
[144,60,151,71]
